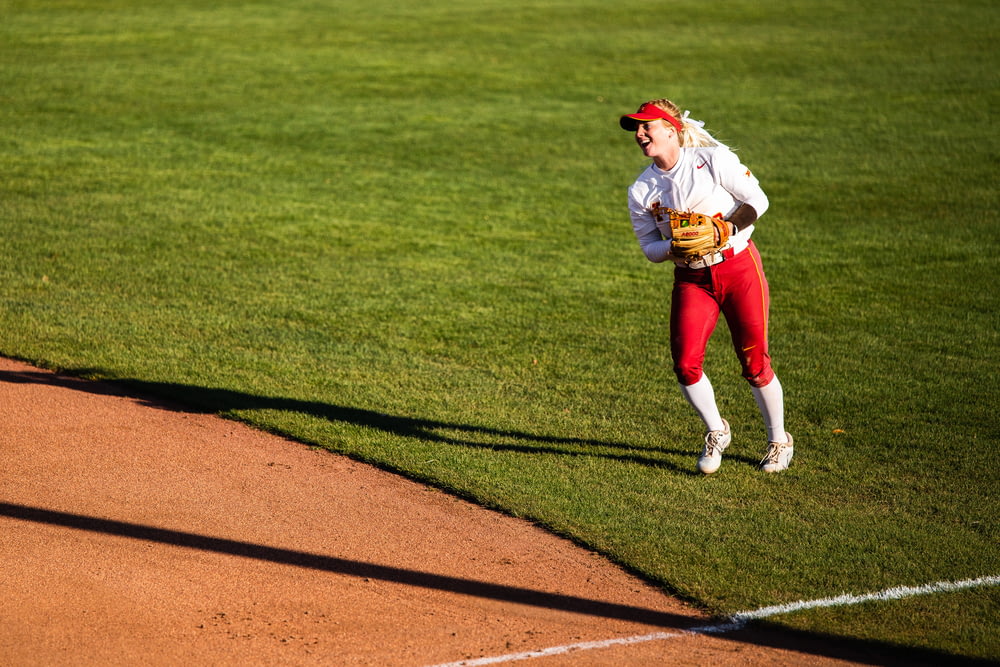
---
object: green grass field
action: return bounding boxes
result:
[2,0,998,660]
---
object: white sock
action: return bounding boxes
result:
[679,374,726,432]
[751,376,787,443]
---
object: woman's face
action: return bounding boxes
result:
[634,119,678,167]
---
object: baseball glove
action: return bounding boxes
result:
[667,209,731,260]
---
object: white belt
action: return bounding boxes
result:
[680,248,729,269]
[673,238,749,270]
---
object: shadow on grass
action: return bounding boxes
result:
[724,620,997,667]
[0,367,770,473]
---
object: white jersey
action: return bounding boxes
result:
[627,144,769,263]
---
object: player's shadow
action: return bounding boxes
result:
[0,367,763,473]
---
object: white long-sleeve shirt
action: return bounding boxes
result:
[627,145,769,263]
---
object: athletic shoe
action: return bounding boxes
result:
[760,433,794,473]
[697,419,731,474]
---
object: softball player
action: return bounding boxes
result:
[620,99,793,473]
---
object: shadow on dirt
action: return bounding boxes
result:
[0,501,693,629]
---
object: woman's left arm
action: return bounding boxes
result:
[727,202,758,233]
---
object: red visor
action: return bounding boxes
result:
[619,103,683,132]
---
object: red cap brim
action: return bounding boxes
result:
[619,103,682,132]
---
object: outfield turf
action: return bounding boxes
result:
[1,0,997,660]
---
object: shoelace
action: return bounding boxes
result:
[759,442,788,466]
[704,430,726,455]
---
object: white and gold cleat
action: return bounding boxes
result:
[697,419,731,474]
[760,433,794,473]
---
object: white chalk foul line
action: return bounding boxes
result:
[422,622,744,667]
[731,574,1000,622]
[424,575,1000,667]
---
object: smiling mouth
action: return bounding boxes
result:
[639,139,652,149]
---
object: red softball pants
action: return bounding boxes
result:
[670,240,775,388]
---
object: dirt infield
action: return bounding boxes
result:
[0,357,882,665]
